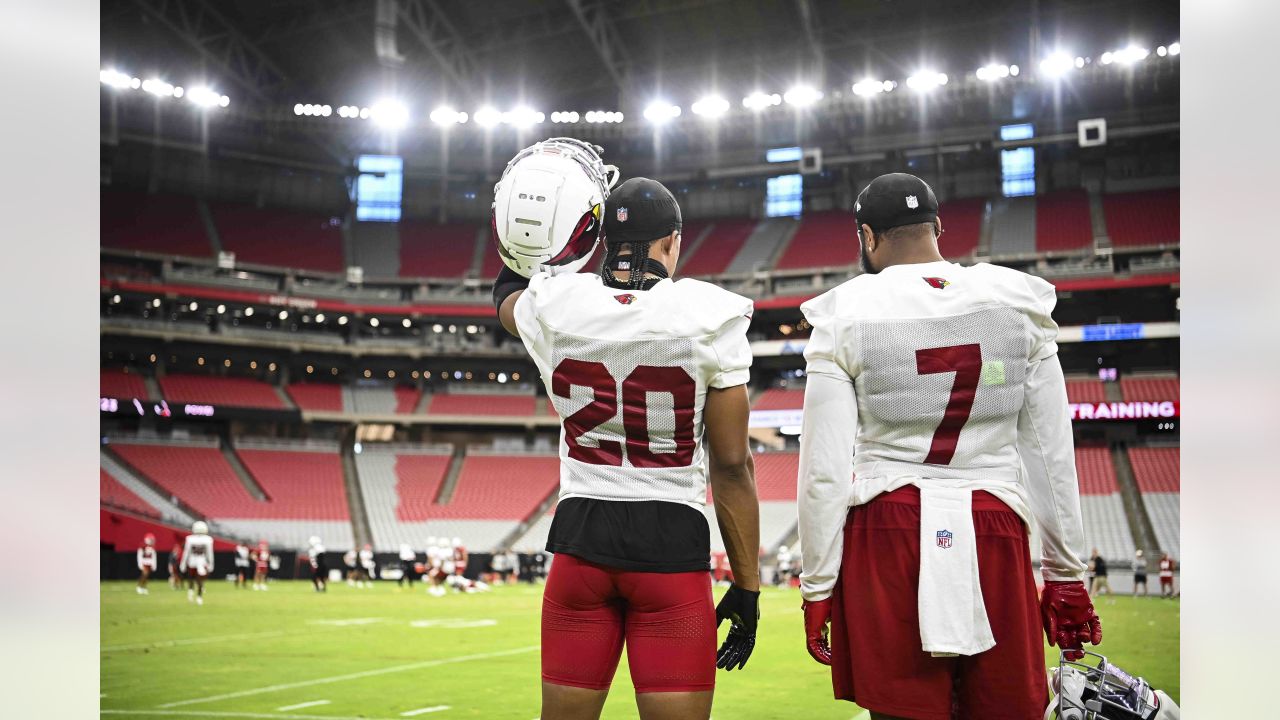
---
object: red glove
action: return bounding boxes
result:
[802,598,833,666]
[1040,581,1103,661]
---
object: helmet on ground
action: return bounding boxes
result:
[1049,650,1179,720]
[492,137,619,277]
[143,533,155,546]
[192,521,209,535]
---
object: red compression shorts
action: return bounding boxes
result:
[829,485,1047,720]
[541,553,716,693]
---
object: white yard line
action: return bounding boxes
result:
[103,630,289,652]
[158,645,539,708]
[400,707,450,717]
[275,700,331,712]
[103,711,396,720]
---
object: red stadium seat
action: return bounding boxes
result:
[101,191,212,258]
[101,368,150,399]
[286,382,343,412]
[679,220,756,276]
[399,222,480,278]
[211,203,346,273]
[753,387,804,411]
[1074,447,1118,495]
[426,393,537,416]
[1035,190,1093,253]
[1103,189,1179,248]
[394,386,422,414]
[159,374,285,408]
[774,211,855,270]
[936,198,984,259]
[429,455,559,519]
[1127,447,1180,493]
[100,469,159,517]
[393,454,452,522]
[1065,379,1108,404]
[1120,376,1179,402]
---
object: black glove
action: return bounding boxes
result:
[715,584,760,671]
[492,265,530,311]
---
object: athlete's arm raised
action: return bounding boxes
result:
[705,383,761,670]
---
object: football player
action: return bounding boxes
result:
[359,543,376,586]
[796,173,1101,718]
[451,537,467,578]
[234,542,250,589]
[398,543,418,588]
[252,540,270,591]
[308,536,327,592]
[492,138,761,720]
[774,544,793,587]
[136,533,157,595]
[180,521,214,605]
[167,542,182,590]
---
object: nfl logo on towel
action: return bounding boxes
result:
[936,529,953,549]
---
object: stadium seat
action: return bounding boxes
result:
[1034,189,1094,253]
[101,468,160,518]
[679,220,757,276]
[1065,378,1108,404]
[395,386,422,414]
[211,203,346,273]
[286,382,343,412]
[1030,447,1134,563]
[773,211,856,270]
[101,368,151,399]
[398,222,480,278]
[355,449,452,550]
[101,191,212,258]
[1103,188,1179,248]
[936,198,984,259]
[1128,446,1179,558]
[426,393,537,417]
[100,450,194,525]
[431,455,559,519]
[158,374,285,408]
[752,387,804,411]
[1120,375,1179,402]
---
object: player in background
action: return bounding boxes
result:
[136,533,157,595]
[180,521,214,605]
[359,543,376,587]
[168,543,182,590]
[1159,553,1176,597]
[308,536,327,593]
[492,140,761,720]
[774,545,793,587]
[451,537,468,579]
[796,173,1101,719]
[1132,549,1148,597]
[343,548,358,586]
[427,538,449,596]
[1090,548,1113,596]
[491,547,510,584]
[252,540,270,590]
[234,542,250,589]
[398,543,418,588]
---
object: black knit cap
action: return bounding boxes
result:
[603,177,682,246]
[854,172,939,232]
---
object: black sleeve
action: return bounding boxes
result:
[492,265,530,311]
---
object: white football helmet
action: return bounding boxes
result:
[191,521,209,535]
[452,537,462,546]
[309,535,321,547]
[492,137,620,277]
[1048,650,1179,720]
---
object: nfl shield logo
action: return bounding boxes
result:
[906,195,919,209]
[616,207,629,222]
[936,529,953,549]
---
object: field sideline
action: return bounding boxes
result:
[102,580,1178,719]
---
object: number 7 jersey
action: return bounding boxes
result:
[514,271,754,509]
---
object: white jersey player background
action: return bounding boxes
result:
[513,270,753,509]
[797,258,1089,601]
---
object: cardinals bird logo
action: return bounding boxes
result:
[923,276,950,290]
[614,294,637,305]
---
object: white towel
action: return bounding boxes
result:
[917,485,996,656]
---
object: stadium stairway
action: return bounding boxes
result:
[341,436,373,548]
[220,441,267,500]
[674,223,714,273]
[724,217,797,275]
[988,196,1037,256]
[433,446,468,504]
[1110,444,1162,562]
[100,448,195,526]
[1088,189,1111,251]
[496,487,559,552]
[197,199,223,254]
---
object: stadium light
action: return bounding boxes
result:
[186,86,224,108]
[401,318,412,328]
[474,106,501,127]
[643,101,682,124]
[1111,44,1150,65]
[277,310,288,321]
[1039,52,1077,78]
[906,71,948,91]
[505,106,544,128]
[783,84,823,107]
[142,78,177,98]
[1168,41,1180,56]
[852,78,894,97]
[244,307,254,316]
[338,315,348,325]
[430,106,467,125]
[315,313,325,322]
[552,111,580,123]
[975,64,1012,81]
[371,100,409,129]
[691,95,730,119]
[742,91,782,110]
[188,301,198,311]
[370,317,380,327]
[216,304,226,314]
[100,69,134,89]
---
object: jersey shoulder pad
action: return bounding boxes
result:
[799,274,869,326]
[669,279,754,329]
[967,262,1057,314]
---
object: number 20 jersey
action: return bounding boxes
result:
[514,272,753,509]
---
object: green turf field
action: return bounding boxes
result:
[101,580,1178,719]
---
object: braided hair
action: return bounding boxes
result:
[601,237,671,291]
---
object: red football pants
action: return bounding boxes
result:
[541,553,716,693]
[830,485,1047,720]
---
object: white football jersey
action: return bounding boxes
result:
[180,533,214,572]
[515,272,753,508]
[797,260,1088,600]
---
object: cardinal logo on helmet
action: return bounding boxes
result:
[923,276,950,290]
